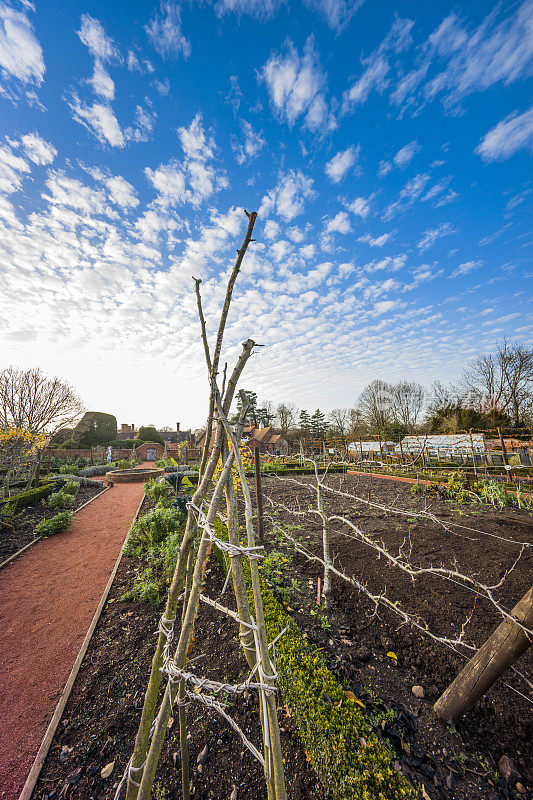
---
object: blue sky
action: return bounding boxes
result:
[1,0,532,429]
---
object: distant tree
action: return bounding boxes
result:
[390,380,424,431]
[357,380,394,431]
[73,412,118,447]
[159,425,173,432]
[136,426,164,445]
[462,340,533,426]
[0,366,83,434]
[310,409,328,438]
[382,421,408,440]
[299,409,311,435]
[50,427,74,446]
[256,401,276,426]
[348,407,366,435]
[236,390,258,424]
[328,408,350,437]
[276,403,297,437]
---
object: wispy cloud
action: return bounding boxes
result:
[379,139,420,175]
[0,4,45,100]
[325,144,359,182]
[417,221,455,250]
[304,0,365,33]
[326,211,351,233]
[232,120,266,164]
[358,232,390,247]
[260,169,316,221]
[476,105,533,161]
[342,16,414,113]
[146,1,191,59]
[215,0,282,18]
[449,259,482,278]
[260,36,336,133]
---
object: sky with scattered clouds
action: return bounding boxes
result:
[1,0,532,429]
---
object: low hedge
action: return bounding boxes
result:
[35,511,73,537]
[213,518,415,800]
[2,482,59,513]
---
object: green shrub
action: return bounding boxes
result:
[213,518,415,800]
[35,511,73,537]
[122,567,162,606]
[136,426,164,445]
[410,484,427,496]
[125,506,183,557]
[47,490,75,510]
[63,480,80,497]
[144,479,171,506]
[2,483,58,513]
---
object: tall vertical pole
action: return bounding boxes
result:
[469,428,478,477]
[398,436,404,465]
[498,427,511,483]
[359,439,363,463]
[254,444,265,545]
[378,434,383,462]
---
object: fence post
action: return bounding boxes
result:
[434,586,533,724]
[469,428,478,477]
[498,427,511,483]
[254,445,265,545]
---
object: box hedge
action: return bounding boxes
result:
[2,482,60,514]
[212,518,415,800]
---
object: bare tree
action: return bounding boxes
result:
[462,340,533,425]
[328,407,350,437]
[276,402,297,437]
[357,379,394,430]
[390,381,424,431]
[0,366,84,434]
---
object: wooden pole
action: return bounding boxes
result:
[359,439,363,463]
[398,436,404,464]
[378,434,383,462]
[469,428,478,477]
[434,586,533,724]
[498,427,511,483]
[254,444,265,545]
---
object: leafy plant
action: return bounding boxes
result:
[35,511,73,536]
[47,490,75,510]
[125,506,183,557]
[144,479,171,507]
[122,567,161,606]
[63,480,80,497]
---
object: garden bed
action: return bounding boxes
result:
[254,473,533,800]
[0,484,103,564]
[31,497,324,800]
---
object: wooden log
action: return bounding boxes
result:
[434,586,533,724]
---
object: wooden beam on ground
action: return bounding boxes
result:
[433,586,533,724]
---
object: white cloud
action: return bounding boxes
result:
[260,169,316,221]
[379,139,420,176]
[104,175,139,209]
[260,36,335,133]
[348,196,370,217]
[449,260,482,279]
[358,232,390,247]
[263,220,281,240]
[392,3,533,114]
[145,114,228,207]
[325,144,359,183]
[232,120,266,164]
[215,0,282,18]
[146,2,191,59]
[326,211,351,234]
[0,5,44,90]
[77,14,120,62]
[303,0,365,32]
[0,142,30,194]
[342,16,414,113]
[476,106,533,162]
[125,105,157,143]
[69,95,125,147]
[383,172,430,219]
[417,222,455,251]
[90,61,115,100]
[20,132,56,165]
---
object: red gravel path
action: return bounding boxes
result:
[0,470,148,800]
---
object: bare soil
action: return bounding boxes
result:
[255,472,533,800]
[31,499,323,800]
[0,484,103,564]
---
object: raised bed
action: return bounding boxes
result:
[106,468,164,483]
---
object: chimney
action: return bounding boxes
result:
[176,422,180,432]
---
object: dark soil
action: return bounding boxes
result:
[32,498,323,800]
[0,485,104,564]
[255,472,533,800]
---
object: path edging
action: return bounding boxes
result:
[18,491,145,800]
[0,487,109,572]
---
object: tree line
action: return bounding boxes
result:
[237,340,533,441]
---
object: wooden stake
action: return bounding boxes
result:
[254,445,265,545]
[469,428,477,477]
[434,586,533,724]
[498,426,511,483]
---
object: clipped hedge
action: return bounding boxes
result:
[2,482,59,513]
[213,518,415,800]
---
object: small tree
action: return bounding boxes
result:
[0,366,83,434]
[276,403,297,437]
[310,409,328,438]
[236,390,258,424]
[136,426,164,445]
[299,409,311,436]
